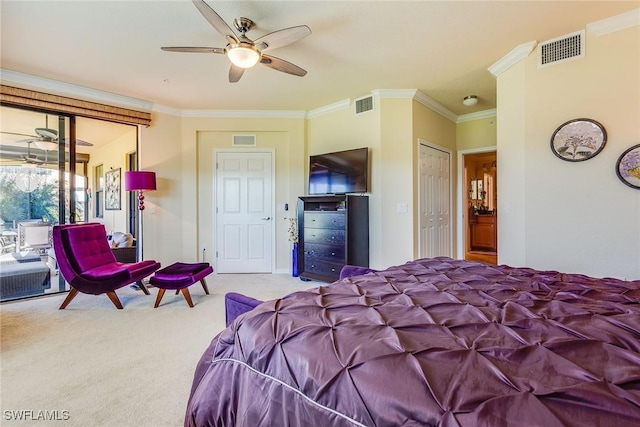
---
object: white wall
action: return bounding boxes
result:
[307,100,384,267]
[497,25,640,280]
[306,96,457,269]
[87,127,136,233]
[140,113,306,271]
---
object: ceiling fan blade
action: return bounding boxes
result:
[0,131,37,138]
[15,138,39,144]
[254,25,311,52]
[161,46,225,54]
[191,0,239,44]
[229,65,245,83]
[14,137,93,147]
[260,55,307,77]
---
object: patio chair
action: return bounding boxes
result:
[53,223,160,309]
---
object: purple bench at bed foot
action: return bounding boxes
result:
[224,292,264,327]
[339,265,377,280]
[223,266,377,327]
[149,262,213,308]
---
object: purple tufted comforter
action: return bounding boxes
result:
[185,257,640,426]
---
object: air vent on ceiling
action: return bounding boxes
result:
[232,134,256,146]
[355,96,374,115]
[538,30,585,67]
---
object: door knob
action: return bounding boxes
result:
[261,217,271,220]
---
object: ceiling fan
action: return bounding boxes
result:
[1,116,93,150]
[20,141,50,166]
[161,0,311,83]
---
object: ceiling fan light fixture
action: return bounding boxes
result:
[35,140,58,151]
[227,45,260,68]
[463,95,478,107]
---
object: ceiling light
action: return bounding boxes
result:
[463,95,478,107]
[35,140,58,151]
[227,45,260,68]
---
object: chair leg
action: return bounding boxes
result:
[59,288,79,310]
[200,278,210,295]
[180,288,194,308]
[154,289,166,308]
[137,280,150,295]
[106,291,124,309]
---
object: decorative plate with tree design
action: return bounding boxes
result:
[550,118,607,162]
[616,144,640,190]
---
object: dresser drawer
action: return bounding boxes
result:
[304,242,345,263]
[303,258,343,280]
[304,212,346,230]
[304,228,345,245]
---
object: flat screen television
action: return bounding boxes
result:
[308,147,368,195]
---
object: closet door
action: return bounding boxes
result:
[419,142,451,258]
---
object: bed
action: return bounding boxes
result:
[185,257,640,426]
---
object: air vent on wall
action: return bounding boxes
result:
[538,30,585,67]
[355,96,374,115]
[232,134,256,146]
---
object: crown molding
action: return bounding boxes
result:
[1,69,475,124]
[180,109,307,119]
[488,41,537,77]
[372,89,417,100]
[457,109,497,123]
[0,69,154,112]
[358,89,460,122]
[306,99,351,119]
[151,104,182,117]
[587,8,640,36]
[411,90,458,122]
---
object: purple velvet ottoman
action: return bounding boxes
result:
[149,262,213,308]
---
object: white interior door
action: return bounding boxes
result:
[215,151,273,273]
[419,142,452,258]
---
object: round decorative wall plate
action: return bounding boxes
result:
[550,118,607,162]
[615,144,640,190]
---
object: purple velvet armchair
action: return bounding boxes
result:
[53,223,160,309]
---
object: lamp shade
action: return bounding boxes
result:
[125,171,156,192]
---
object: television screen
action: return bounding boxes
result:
[309,147,368,195]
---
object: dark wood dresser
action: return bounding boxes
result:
[297,195,369,282]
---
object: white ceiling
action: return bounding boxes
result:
[1,1,638,116]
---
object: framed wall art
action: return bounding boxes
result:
[615,144,640,190]
[105,168,121,210]
[550,118,607,162]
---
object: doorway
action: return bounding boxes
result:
[461,150,497,265]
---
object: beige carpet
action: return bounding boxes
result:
[0,274,308,427]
